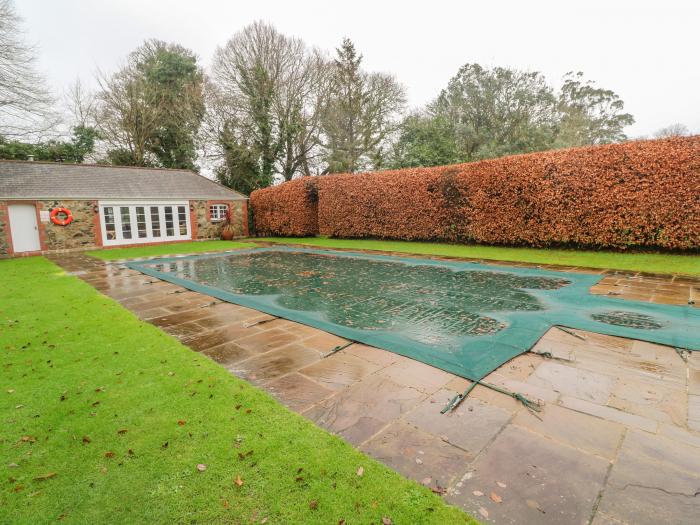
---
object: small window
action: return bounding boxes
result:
[103,207,116,240]
[177,206,188,236]
[135,206,147,238]
[164,206,174,237]
[120,206,132,240]
[209,204,229,222]
[150,206,161,237]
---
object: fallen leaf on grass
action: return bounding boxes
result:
[196,464,207,472]
[104,451,115,458]
[234,475,244,486]
[20,435,36,443]
[82,436,91,444]
[33,472,56,481]
[382,518,393,525]
[117,429,128,435]
[177,420,186,426]
[356,466,364,477]
[309,499,318,510]
[490,492,502,503]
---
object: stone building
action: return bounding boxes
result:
[0,161,248,256]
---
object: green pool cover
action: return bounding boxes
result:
[127,248,700,381]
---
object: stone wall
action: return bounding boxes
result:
[40,200,97,251]
[1,198,249,256]
[192,200,247,239]
[0,202,10,255]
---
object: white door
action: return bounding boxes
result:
[8,204,41,253]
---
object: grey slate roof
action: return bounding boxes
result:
[0,161,247,200]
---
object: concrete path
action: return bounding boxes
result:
[54,253,700,525]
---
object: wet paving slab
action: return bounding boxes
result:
[360,419,473,492]
[447,424,611,525]
[299,351,384,391]
[596,430,700,524]
[201,341,255,367]
[266,372,336,412]
[232,344,322,384]
[303,373,428,446]
[404,389,511,456]
[50,252,700,525]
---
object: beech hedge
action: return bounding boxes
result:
[250,177,318,237]
[251,137,700,250]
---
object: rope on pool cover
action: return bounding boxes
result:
[442,379,542,416]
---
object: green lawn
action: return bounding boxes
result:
[256,237,700,276]
[88,240,256,261]
[0,257,473,525]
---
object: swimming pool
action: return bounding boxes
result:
[128,248,700,381]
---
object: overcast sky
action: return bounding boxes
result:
[14,0,700,137]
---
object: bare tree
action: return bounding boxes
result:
[209,21,326,187]
[64,78,97,129]
[654,123,690,138]
[0,0,56,138]
[96,64,165,166]
[276,49,328,178]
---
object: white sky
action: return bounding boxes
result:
[14,0,700,137]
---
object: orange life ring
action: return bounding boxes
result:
[50,207,73,226]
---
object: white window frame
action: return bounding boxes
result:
[98,200,191,246]
[209,203,229,222]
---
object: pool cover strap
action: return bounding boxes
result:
[442,379,542,415]
[321,341,354,358]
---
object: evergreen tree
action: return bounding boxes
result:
[320,39,405,173]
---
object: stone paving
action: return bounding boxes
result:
[52,252,700,525]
